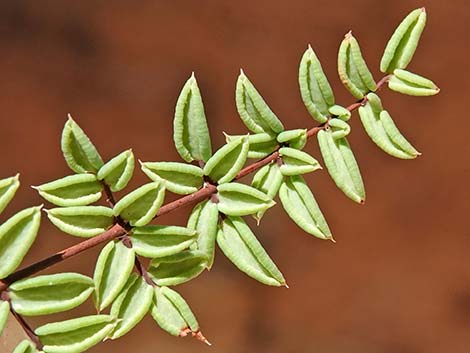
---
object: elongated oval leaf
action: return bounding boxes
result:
[338,32,376,99]
[148,250,207,286]
[141,162,203,195]
[0,300,9,336]
[217,216,286,286]
[279,175,332,240]
[216,182,275,217]
[276,129,307,150]
[299,45,335,123]
[93,240,135,311]
[328,105,351,121]
[97,150,134,192]
[109,274,153,339]
[9,273,94,316]
[0,206,41,279]
[61,116,103,174]
[34,174,102,207]
[131,225,197,258]
[113,182,165,227]
[358,93,420,159]
[225,132,278,159]
[187,200,219,268]
[12,340,37,353]
[380,8,427,73]
[388,69,439,96]
[0,174,20,215]
[317,129,365,203]
[236,70,284,134]
[279,147,322,176]
[35,315,115,353]
[251,162,283,221]
[174,73,212,163]
[46,206,113,238]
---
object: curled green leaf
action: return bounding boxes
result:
[93,240,135,311]
[46,206,113,238]
[236,70,284,134]
[317,129,365,203]
[187,200,219,268]
[34,174,102,207]
[251,162,283,221]
[109,274,153,339]
[0,300,9,336]
[388,69,439,96]
[141,161,203,195]
[276,129,307,150]
[12,340,38,353]
[61,116,103,174]
[174,73,212,163]
[131,225,197,258]
[0,206,42,279]
[328,105,351,121]
[279,175,332,240]
[338,31,376,99]
[203,137,249,184]
[0,174,20,215]
[380,7,427,73]
[225,132,278,159]
[217,216,286,286]
[359,93,420,159]
[9,273,94,316]
[148,250,207,286]
[113,182,165,227]
[97,149,134,192]
[216,182,275,217]
[299,45,335,123]
[279,147,321,176]
[35,315,115,353]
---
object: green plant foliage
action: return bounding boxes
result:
[34,174,103,207]
[35,315,115,353]
[46,206,113,238]
[9,273,94,316]
[97,149,135,192]
[0,300,9,336]
[251,162,283,221]
[216,182,275,216]
[225,132,278,159]
[388,69,439,96]
[276,129,307,150]
[0,206,42,279]
[12,340,38,353]
[279,147,321,176]
[0,174,20,215]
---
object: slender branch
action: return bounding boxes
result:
[0,75,391,291]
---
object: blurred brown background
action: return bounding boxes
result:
[0,0,468,352]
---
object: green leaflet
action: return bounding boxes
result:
[279,175,332,240]
[276,129,307,150]
[216,182,275,217]
[151,286,201,338]
[251,162,283,221]
[187,200,219,269]
[35,315,115,353]
[148,250,207,286]
[173,73,212,163]
[299,45,335,123]
[93,241,135,311]
[358,93,420,159]
[46,206,113,238]
[279,147,322,176]
[131,225,197,258]
[328,105,351,121]
[225,132,278,159]
[338,32,376,99]
[380,8,427,73]
[113,182,165,227]
[109,274,154,339]
[34,174,102,207]
[0,206,41,279]
[203,137,249,184]
[236,70,284,134]
[12,340,38,353]
[97,150,134,192]
[0,174,20,215]
[61,116,104,174]
[217,216,286,286]
[141,162,203,195]
[388,69,440,96]
[9,273,94,316]
[317,128,365,204]
[0,300,9,336]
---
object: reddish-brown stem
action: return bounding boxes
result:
[0,76,390,291]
